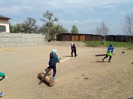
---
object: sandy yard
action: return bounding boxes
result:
[0,44,133,99]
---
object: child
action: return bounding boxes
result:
[71,43,77,57]
[45,49,60,80]
[0,72,6,97]
[0,72,5,81]
[102,44,114,62]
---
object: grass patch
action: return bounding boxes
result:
[83,41,133,49]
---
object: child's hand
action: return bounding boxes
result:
[58,58,61,63]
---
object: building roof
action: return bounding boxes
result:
[0,15,10,19]
[57,33,102,36]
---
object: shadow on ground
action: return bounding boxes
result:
[63,55,72,57]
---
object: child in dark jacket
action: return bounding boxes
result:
[45,49,60,80]
[71,43,77,57]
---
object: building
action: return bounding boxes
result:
[56,33,132,42]
[56,33,87,41]
[56,33,71,41]
[106,35,115,41]
[56,33,102,41]
[0,15,10,33]
[114,35,126,42]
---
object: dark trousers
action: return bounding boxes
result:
[47,66,56,77]
[103,55,112,62]
[71,49,77,57]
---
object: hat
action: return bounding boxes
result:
[52,49,57,53]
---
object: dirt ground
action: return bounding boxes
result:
[0,44,133,99]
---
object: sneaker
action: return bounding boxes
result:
[0,92,4,97]
[52,77,56,80]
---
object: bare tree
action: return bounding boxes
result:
[123,12,133,42]
[96,25,100,34]
[99,22,109,46]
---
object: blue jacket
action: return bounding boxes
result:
[107,45,114,53]
[49,52,60,67]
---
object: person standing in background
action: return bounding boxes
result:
[71,43,77,57]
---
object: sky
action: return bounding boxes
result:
[0,0,133,35]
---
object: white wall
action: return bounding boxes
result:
[0,33,46,47]
[0,18,10,32]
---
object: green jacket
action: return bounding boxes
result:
[0,72,5,77]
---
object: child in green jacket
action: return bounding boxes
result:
[0,72,5,80]
[0,72,6,97]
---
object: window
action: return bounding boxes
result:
[0,25,6,32]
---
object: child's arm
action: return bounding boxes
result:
[56,56,60,63]
[111,47,114,54]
